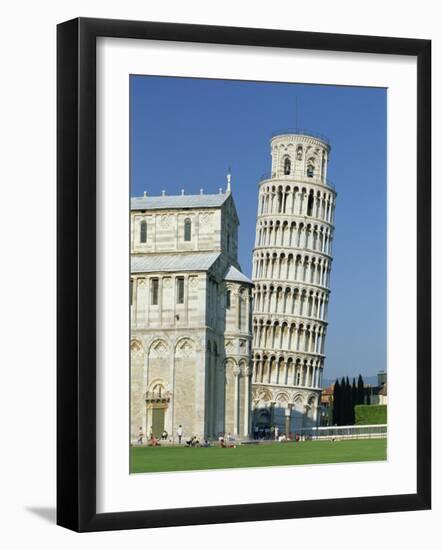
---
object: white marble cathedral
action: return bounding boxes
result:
[251,131,337,434]
[130,180,253,443]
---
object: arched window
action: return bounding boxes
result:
[184,218,191,241]
[307,191,314,216]
[296,146,303,160]
[226,290,231,309]
[283,157,291,175]
[307,161,315,178]
[151,278,159,305]
[176,277,184,304]
[277,188,283,213]
[238,290,247,330]
[140,220,147,243]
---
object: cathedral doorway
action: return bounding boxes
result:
[151,407,165,438]
[256,409,271,428]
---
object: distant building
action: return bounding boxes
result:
[319,384,334,425]
[377,370,387,387]
[130,184,253,443]
[366,371,388,405]
[378,383,387,405]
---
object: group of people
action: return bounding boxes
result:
[218,433,236,448]
[136,429,160,447]
[184,435,210,447]
[253,425,304,443]
[136,423,305,447]
[253,426,273,440]
[137,427,171,446]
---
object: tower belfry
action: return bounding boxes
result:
[251,130,337,433]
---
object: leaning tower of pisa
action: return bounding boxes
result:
[251,131,337,434]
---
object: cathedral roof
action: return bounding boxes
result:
[131,193,229,211]
[131,252,221,273]
[224,265,253,285]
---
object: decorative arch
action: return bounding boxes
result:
[130,339,144,355]
[308,393,317,406]
[148,338,169,359]
[175,336,196,358]
[148,378,167,394]
[275,391,290,406]
[254,387,273,407]
[293,393,305,410]
[239,358,248,369]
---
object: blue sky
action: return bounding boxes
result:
[130,76,386,382]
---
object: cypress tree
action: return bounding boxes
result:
[341,377,346,425]
[345,377,351,425]
[351,378,357,424]
[332,379,340,425]
[366,387,371,405]
[357,374,365,405]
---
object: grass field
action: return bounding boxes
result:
[130,438,387,474]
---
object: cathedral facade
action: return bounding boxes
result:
[251,131,337,433]
[130,185,253,443]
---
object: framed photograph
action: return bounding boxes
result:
[57,17,431,532]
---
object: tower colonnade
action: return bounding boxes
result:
[253,353,324,389]
[253,251,332,287]
[255,219,334,255]
[251,132,336,432]
[253,283,329,321]
[258,183,336,223]
[253,318,327,355]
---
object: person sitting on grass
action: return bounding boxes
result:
[161,429,168,440]
[185,435,200,447]
[201,438,210,447]
[219,436,236,449]
[148,434,160,447]
[278,433,287,443]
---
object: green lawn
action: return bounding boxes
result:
[130,438,387,474]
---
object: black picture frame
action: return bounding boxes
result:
[57,17,431,532]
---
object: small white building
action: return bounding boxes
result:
[130,186,253,443]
